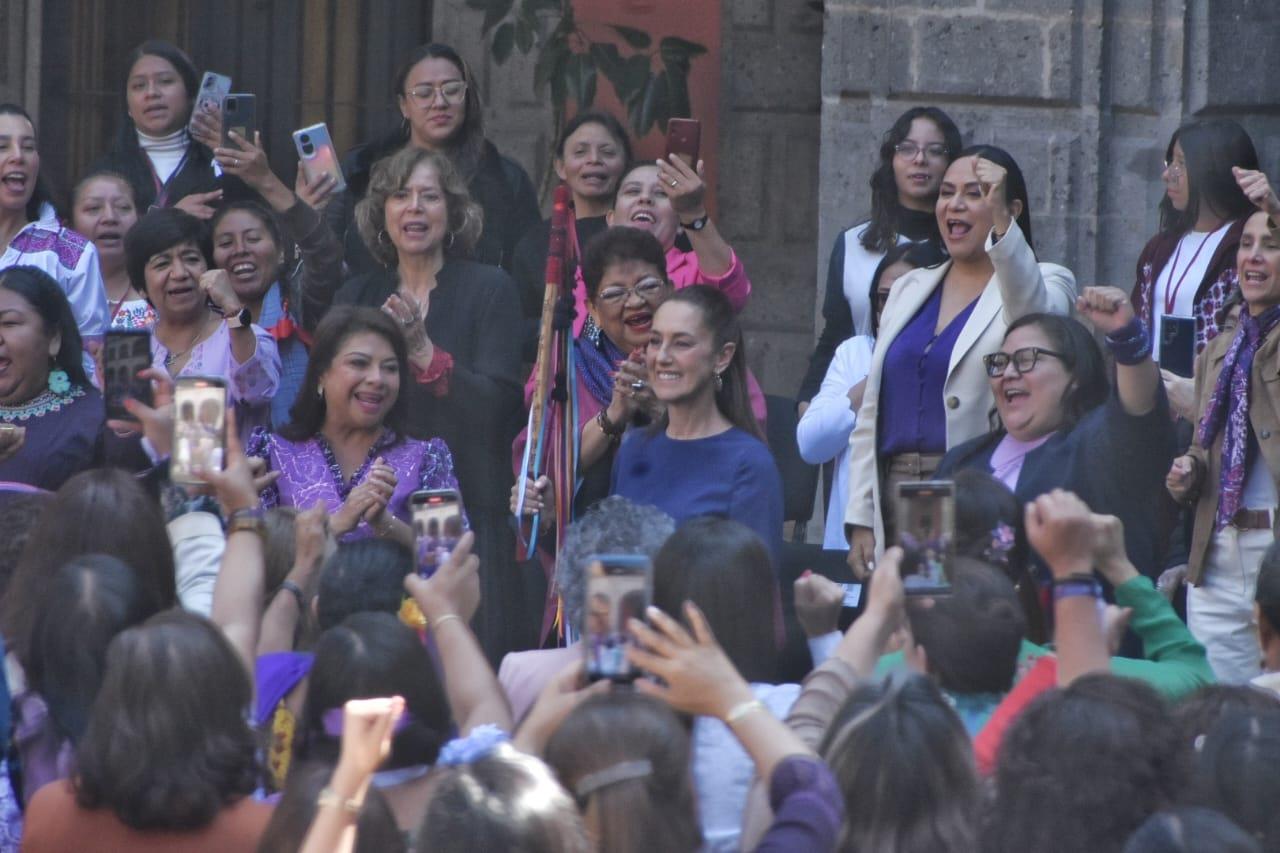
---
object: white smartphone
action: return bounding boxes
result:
[190,72,231,134]
[292,123,347,193]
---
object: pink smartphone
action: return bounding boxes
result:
[292,123,347,193]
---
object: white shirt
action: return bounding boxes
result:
[1151,223,1232,353]
[137,128,189,185]
[797,335,874,549]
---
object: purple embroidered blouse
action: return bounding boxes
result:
[246,427,461,541]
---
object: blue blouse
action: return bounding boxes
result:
[878,286,978,456]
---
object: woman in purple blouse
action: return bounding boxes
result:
[247,305,460,547]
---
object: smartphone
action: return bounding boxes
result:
[665,117,701,168]
[103,329,153,420]
[190,72,231,134]
[894,481,955,594]
[410,488,463,576]
[171,377,228,485]
[221,94,257,148]
[292,123,347,194]
[1159,314,1195,379]
[583,554,652,683]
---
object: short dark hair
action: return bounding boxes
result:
[282,306,412,440]
[0,266,89,388]
[1000,313,1109,431]
[556,110,633,163]
[544,693,699,853]
[861,106,962,253]
[24,555,161,745]
[1161,119,1259,234]
[580,226,669,300]
[820,673,978,853]
[124,207,211,294]
[1124,807,1262,853]
[985,674,1181,853]
[315,538,415,631]
[298,613,452,770]
[1172,684,1280,770]
[0,104,56,223]
[3,468,177,668]
[1256,540,1280,636]
[652,517,777,682]
[74,611,258,830]
[419,743,592,853]
[1188,708,1280,849]
[908,556,1027,693]
[957,143,1034,251]
[655,285,762,440]
[258,760,406,853]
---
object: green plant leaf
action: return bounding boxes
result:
[610,25,652,49]
[664,61,691,118]
[566,53,597,108]
[515,17,535,53]
[659,35,708,69]
[590,42,624,82]
[619,54,652,104]
[492,21,516,64]
[638,71,669,135]
[481,0,515,34]
[534,40,569,96]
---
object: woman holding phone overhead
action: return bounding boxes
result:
[845,146,1076,578]
[325,42,540,276]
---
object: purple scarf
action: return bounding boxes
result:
[1197,305,1280,529]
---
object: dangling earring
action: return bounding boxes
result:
[317,385,325,400]
[714,371,724,392]
[584,315,602,346]
[444,231,456,250]
[47,357,70,395]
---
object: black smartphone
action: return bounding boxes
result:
[221,94,257,148]
[1159,314,1195,379]
[894,481,955,594]
[583,554,652,683]
[103,329,152,420]
[665,117,701,168]
[171,376,228,485]
[410,488,464,576]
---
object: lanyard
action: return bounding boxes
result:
[147,147,192,209]
[1162,229,1215,316]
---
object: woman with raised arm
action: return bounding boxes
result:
[845,145,1076,578]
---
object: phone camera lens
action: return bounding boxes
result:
[301,143,315,155]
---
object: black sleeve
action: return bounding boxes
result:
[511,222,551,363]
[445,271,525,435]
[797,231,854,402]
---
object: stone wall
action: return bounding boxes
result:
[819,0,1280,317]
[432,0,825,395]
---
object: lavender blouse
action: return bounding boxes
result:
[246,427,461,541]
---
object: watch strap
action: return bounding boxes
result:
[681,213,710,231]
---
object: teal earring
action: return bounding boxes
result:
[48,357,70,394]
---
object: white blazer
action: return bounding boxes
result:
[843,221,1076,553]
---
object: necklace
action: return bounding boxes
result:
[162,316,212,370]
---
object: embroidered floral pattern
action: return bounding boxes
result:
[9,226,90,271]
[0,385,85,422]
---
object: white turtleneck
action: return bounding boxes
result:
[137,128,189,184]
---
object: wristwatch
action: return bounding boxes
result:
[225,305,252,329]
[681,212,710,232]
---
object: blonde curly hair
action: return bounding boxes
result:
[355,147,483,268]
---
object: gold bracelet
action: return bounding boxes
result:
[723,698,766,725]
[430,613,462,633]
[316,786,363,814]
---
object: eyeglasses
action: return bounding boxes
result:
[1164,160,1184,179]
[894,141,949,161]
[405,81,467,106]
[982,346,1066,378]
[597,276,666,306]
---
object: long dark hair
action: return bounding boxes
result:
[957,143,1034,251]
[394,42,486,179]
[1160,119,1258,234]
[0,266,89,388]
[861,106,962,253]
[868,240,948,336]
[994,314,1108,432]
[0,104,55,223]
[281,306,412,441]
[74,611,258,830]
[655,285,762,440]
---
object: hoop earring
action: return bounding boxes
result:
[444,231,456,250]
[377,229,391,248]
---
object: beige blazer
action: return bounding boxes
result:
[843,220,1077,553]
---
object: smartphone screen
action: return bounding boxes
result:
[1159,314,1195,378]
[583,554,652,683]
[171,377,228,485]
[292,123,348,193]
[410,488,463,576]
[103,329,152,421]
[221,94,257,147]
[665,118,701,167]
[191,72,231,134]
[894,481,955,594]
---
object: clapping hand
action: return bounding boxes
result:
[332,457,396,536]
[382,291,432,362]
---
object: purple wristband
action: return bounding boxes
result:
[1105,317,1151,365]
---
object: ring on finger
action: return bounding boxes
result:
[631,380,645,392]
[669,179,678,187]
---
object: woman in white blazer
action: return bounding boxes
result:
[845,145,1077,576]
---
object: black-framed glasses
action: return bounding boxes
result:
[405,81,467,106]
[894,141,949,161]
[597,276,667,306]
[983,346,1066,378]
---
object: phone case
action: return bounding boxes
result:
[221,94,257,148]
[665,118,701,167]
[894,481,955,594]
[103,330,153,421]
[583,555,652,682]
[171,378,228,485]
[1159,315,1195,379]
[292,123,347,193]
[191,72,231,133]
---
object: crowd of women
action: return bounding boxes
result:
[0,29,1278,853]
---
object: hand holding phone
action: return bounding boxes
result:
[220,94,257,149]
[170,377,228,485]
[664,118,701,168]
[893,481,955,594]
[292,123,347,195]
[410,488,464,576]
[103,330,153,421]
[584,555,652,683]
[190,72,231,142]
